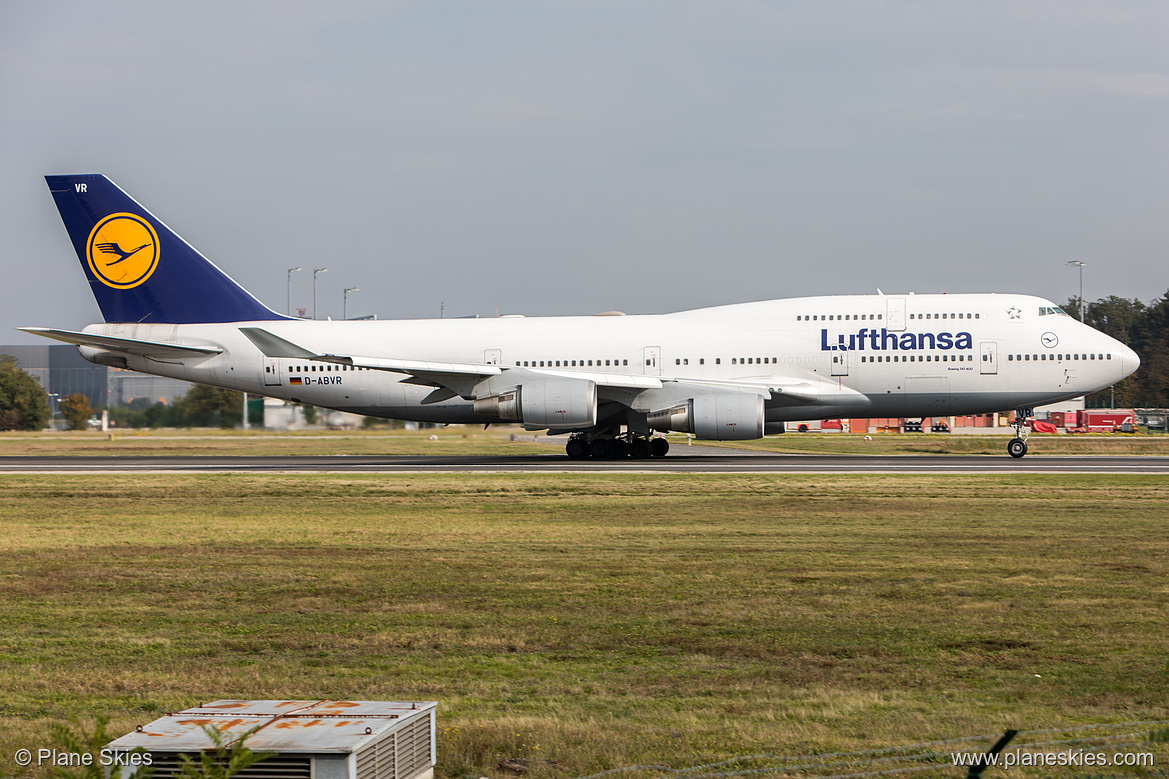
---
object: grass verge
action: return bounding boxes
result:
[0,473,1166,777]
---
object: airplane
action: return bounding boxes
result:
[23,174,1139,459]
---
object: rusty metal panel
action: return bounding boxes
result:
[107,700,438,756]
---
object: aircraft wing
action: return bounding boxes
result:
[236,327,830,408]
[240,326,501,381]
[18,327,224,358]
[240,327,665,401]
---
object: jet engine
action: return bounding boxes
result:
[474,379,597,430]
[647,392,765,440]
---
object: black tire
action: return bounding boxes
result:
[566,438,589,459]
[630,438,652,459]
[589,438,611,459]
[1007,438,1028,458]
[650,437,670,457]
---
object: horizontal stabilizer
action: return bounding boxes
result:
[19,327,223,358]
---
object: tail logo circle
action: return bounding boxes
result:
[86,213,160,289]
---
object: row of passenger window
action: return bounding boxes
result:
[675,357,779,365]
[797,314,881,322]
[288,364,368,372]
[860,354,973,363]
[515,357,782,368]
[909,312,979,320]
[796,312,982,322]
[1009,353,1111,362]
[515,359,629,368]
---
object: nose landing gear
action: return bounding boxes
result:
[1007,407,1032,458]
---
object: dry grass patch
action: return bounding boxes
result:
[0,473,1166,778]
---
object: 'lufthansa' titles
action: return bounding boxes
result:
[820,328,973,352]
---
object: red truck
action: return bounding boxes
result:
[1069,409,1135,433]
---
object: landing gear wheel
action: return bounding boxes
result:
[1007,438,1028,458]
[1008,406,1032,459]
[565,438,589,459]
[589,438,612,459]
[630,438,652,459]
[650,437,670,458]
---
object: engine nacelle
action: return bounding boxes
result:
[522,379,597,429]
[647,393,765,440]
[473,379,597,430]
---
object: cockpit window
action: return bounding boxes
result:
[1039,306,1070,316]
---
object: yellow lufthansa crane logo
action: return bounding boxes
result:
[86,212,160,289]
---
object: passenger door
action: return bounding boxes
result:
[980,341,998,375]
[643,346,662,376]
[263,358,282,386]
[886,298,906,332]
[831,349,848,376]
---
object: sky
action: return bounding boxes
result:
[2,1,1168,341]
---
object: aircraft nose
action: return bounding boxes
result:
[1121,343,1141,379]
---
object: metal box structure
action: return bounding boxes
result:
[106,699,437,779]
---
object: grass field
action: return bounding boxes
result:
[1,426,1169,458]
[704,431,1169,456]
[0,428,565,457]
[1,472,1167,777]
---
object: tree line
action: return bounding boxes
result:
[109,385,256,429]
[1065,291,1169,408]
[0,358,252,430]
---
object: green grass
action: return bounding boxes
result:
[0,474,1167,778]
[2,426,1168,458]
[704,431,1169,456]
[0,427,564,457]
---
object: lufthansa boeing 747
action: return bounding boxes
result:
[23,174,1139,459]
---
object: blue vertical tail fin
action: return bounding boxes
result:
[45,174,290,324]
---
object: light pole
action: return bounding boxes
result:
[343,286,360,321]
[286,267,301,316]
[313,267,328,320]
[47,393,59,430]
[1066,260,1086,321]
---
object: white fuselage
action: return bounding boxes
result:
[78,293,1138,427]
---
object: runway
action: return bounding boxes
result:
[2,451,1168,474]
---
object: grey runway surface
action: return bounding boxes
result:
[2,451,1168,474]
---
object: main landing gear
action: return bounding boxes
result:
[1008,406,1032,458]
[565,432,670,459]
